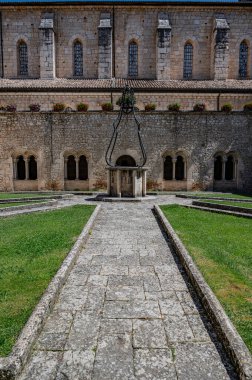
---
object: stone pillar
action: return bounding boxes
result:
[64,158,67,179]
[184,160,187,180]
[211,18,230,80]
[98,13,112,79]
[25,158,29,180]
[142,170,147,197]
[116,169,121,197]
[13,158,17,179]
[75,157,79,180]
[39,13,56,79]
[172,158,177,180]
[156,13,172,80]
[222,157,227,180]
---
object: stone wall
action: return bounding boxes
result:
[0,111,251,193]
[1,4,252,80]
[0,92,251,111]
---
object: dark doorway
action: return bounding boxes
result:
[116,155,136,167]
[164,156,173,180]
[175,156,184,180]
[17,156,25,180]
[79,155,88,180]
[214,156,222,180]
[29,156,37,180]
[67,155,76,180]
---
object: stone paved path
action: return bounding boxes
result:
[17,200,237,380]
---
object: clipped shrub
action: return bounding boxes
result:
[168,103,181,112]
[29,103,40,112]
[243,103,252,112]
[193,103,206,112]
[101,102,113,111]
[6,104,16,112]
[221,103,232,113]
[76,103,89,112]
[53,103,65,112]
[144,103,156,111]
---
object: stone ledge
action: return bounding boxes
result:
[176,194,252,202]
[0,200,58,213]
[154,205,252,380]
[192,200,252,214]
[185,204,252,219]
[0,204,101,380]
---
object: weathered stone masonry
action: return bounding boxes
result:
[0,111,251,193]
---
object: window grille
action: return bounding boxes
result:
[239,41,248,79]
[183,43,193,79]
[128,42,138,77]
[18,42,28,76]
[73,41,83,77]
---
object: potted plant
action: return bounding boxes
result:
[221,103,232,113]
[193,103,206,112]
[29,104,40,112]
[116,94,136,108]
[53,103,65,112]
[101,102,113,111]
[243,103,252,112]
[168,103,181,112]
[144,103,156,111]
[76,103,89,112]
[6,104,16,112]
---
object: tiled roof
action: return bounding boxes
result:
[0,0,241,3]
[0,78,252,92]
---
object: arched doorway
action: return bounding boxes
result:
[116,155,136,167]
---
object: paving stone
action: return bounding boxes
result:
[133,319,168,348]
[91,255,118,265]
[86,274,108,287]
[66,272,89,286]
[100,319,133,336]
[134,349,177,379]
[143,274,161,291]
[101,265,129,275]
[35,332,68,351]
[145,291,162,300]
[65,312,100,350]
[55,350,95,380]
[187,314,211,342]
[163,314,194,343]
[175,342,231,379]
[158,274,188,291]
[129,266,155,275]
[71,265,102,275]
[85,286,106,313]
[93,334,134,380]
[103,300,161,319]
[159,298,185,316]
[176,290,203,315]
[108,275,143,287]
[42,311,73,334]
[18,351,62,380]
[106,286,145,301]
[54,286,88,312]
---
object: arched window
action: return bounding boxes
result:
[116,155,136,167]
[239,41,248,79]
[175,156,184,180]
[225,156,234,180]
[128,41,138,78]
[183,42,193,79]
[79,155,88,180]
[17,156,26,180]
[164,156,173,180]
[214,156,222,180]
[73,40,83,77]
[29,156,37,180]
[67,155,76,180]
[18,41,28,76]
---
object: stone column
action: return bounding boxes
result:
[156,13,172,80]
[172,158,177,180]
[39,13,56,79]
[142,170,147,197]
[222,157,227,180]
[13,158,17,179]
[25,158,29,180]
[211,18,230,80]
[98,13,112,79]
[75,157,79,180]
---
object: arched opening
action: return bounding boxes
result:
[116,155,136,167]
[239,41,248,79]
[29,155,37,180]
[175,156,184,180]
[183,42,193,79]
[214,156,222,180]
[67,155,76,180]
[164,156,173,180]
[79,155,88,180]
[18,40,28,76]
[73,40,83,77]
[128,41,138,78]
[17,156,26,180]
[225,156,234,180]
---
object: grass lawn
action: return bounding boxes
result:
[0,204,95,356]
[0,201,47,208]
[204,200,252,209]
[160,205,252,353]
[179,192,252,200]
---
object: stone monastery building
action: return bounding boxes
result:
[0,0,251,193]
